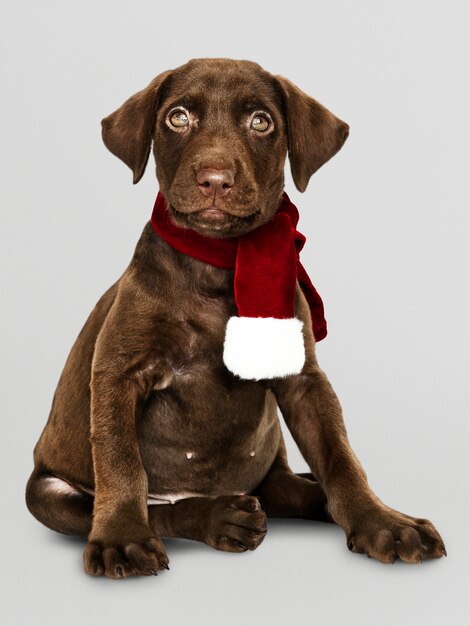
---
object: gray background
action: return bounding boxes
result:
[1,0,469,624]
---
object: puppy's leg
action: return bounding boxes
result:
[250,447,330,521]
[149,495,267,553]
[84,299,180,578]
[254,471,331,522]
[272,368,446,563]
[26,473,266,556]
[26,471,93,537]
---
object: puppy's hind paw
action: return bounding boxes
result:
[205,495,267,553]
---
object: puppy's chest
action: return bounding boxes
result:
[138,258,250,418]
[147,284,234,389]
[141,308,269,446]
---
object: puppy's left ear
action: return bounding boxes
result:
[273,75,349,192]
[101,70,173,184]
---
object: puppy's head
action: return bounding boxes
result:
[102,58,348,237]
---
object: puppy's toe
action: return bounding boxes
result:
[83,542,104,576]
[103,546,135,579]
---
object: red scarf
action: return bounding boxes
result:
[150,191,326,379]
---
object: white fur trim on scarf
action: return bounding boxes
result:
[223,316,305,380]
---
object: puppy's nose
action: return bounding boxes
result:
[196,168,234,198]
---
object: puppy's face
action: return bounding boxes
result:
[153,60,287,237]
[102,58,349,238]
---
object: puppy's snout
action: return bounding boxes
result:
[196,168,234,199]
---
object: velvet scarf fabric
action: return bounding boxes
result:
[150,190,327,343]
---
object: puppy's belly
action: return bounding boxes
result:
[138,385,281,501]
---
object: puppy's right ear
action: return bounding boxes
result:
[101,70,172,184]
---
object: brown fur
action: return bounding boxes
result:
[26,58,445,579]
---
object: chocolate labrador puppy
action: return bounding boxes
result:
[26,58,446,578]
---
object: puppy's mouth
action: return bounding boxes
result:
[195,208,228,222]
[170,205,260,237]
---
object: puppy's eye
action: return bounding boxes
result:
[169,109,189,128]
[250,114,270,132]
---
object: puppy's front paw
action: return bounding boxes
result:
[346,506,446,564]
[83,534,169,579]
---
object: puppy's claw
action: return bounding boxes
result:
[233,540,248,551]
